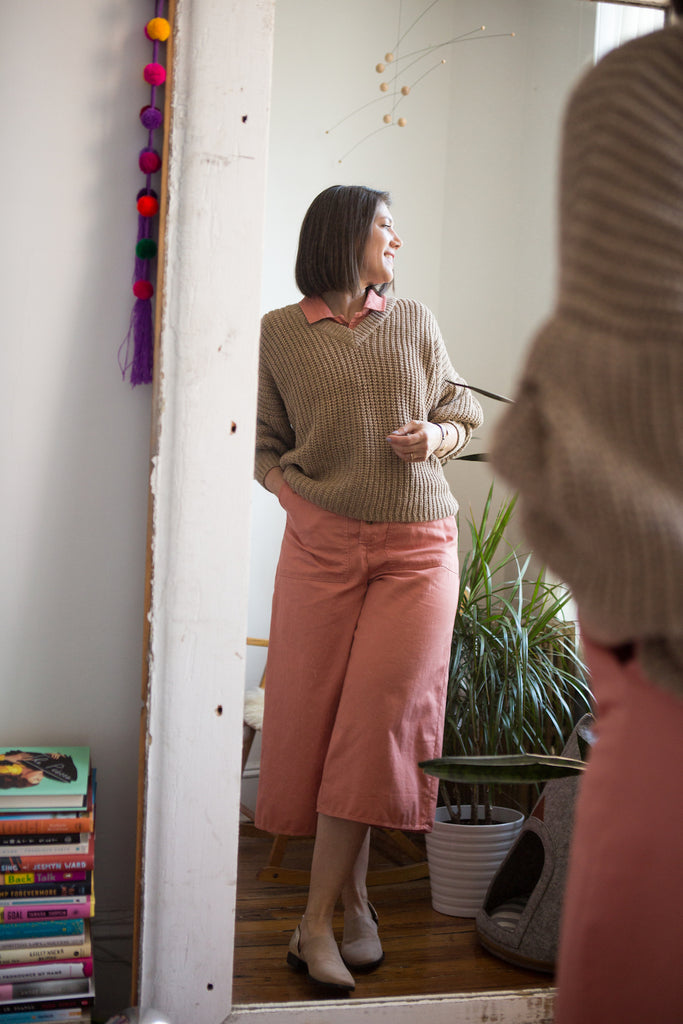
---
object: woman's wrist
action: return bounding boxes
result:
[264,466,285,495]
[433,421,459,457]
[432,421,449,454]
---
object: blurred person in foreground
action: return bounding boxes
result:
[491,10,683,1024]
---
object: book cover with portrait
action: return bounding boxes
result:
[0,749,90,811]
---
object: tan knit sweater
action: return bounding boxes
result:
[255,296,483,522]
[492,24,683,696]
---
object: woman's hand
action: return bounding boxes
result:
[264,466,285,496]
[387,421,443,463]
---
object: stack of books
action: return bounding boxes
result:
[0,747,95,1023]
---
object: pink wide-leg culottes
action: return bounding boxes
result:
[254,482,460,837]
[554,635,683,1024]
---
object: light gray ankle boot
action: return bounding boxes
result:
[341,902,384,972]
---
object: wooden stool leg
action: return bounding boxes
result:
[242,724,257,774]
[267,834,289,868]
[252,828,429,887]
[240,725,258,822]
[365,828,429,885]
[257,834,312,885]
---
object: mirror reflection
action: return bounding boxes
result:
[237,0,665,1006]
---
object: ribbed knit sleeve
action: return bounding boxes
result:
[491,25,683,696]
[428,322,483,463]
[255,356,296,487]
[254,297,482,522]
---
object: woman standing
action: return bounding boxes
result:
[255,185,483,995]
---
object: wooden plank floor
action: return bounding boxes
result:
[233,826,555,1004]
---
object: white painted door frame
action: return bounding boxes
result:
[139,1,554,1021]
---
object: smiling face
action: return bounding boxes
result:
[359,201,402,290]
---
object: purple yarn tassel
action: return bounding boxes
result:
[121,204,155,386]
[134,210,152,282]
[129,297,154,386]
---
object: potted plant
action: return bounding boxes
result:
[421,719,594,968]
[419,487,593,916]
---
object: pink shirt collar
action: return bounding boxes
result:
[299,289,386,329]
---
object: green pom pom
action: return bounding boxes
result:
[136,238,158,260]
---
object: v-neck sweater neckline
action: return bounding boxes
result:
[309,296,397,347]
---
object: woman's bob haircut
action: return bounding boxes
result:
[295,184,392,298]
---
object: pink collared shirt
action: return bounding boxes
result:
[299,289,386,330]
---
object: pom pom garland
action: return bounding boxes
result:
[119,1,168,388]
[146,17,171,41]
[137,195,159,217]
[139,148,162,173]
[143,62,166,86]
[136,238,158,259]
[133,280,154,300]
[140,106,164,130]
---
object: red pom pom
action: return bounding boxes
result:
[137,195,159,217]
[143,63,166,86]
[139,149,162,173]
[133,280,154,300]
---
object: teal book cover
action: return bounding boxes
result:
[0,749,90,811]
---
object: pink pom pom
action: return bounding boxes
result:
[133,280,154,300]
[139,149,162,173]
[143,63,166,86]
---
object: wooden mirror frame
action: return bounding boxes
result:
[134,1,671,1021]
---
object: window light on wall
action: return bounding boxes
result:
[594,2,665,63]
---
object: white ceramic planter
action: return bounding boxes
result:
[425,804,525,918]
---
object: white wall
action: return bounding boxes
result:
[246,0,596,683]
[1,3,157,1015]
[438,0,596,525]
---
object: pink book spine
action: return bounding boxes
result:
[0,869,88,884]
[0,898,93,922]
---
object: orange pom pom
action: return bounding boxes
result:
[147,17,171,41]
